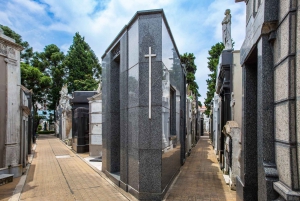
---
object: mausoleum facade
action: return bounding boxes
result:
[235,0,300,200]
[101,9,186,200]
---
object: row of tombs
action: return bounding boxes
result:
[54,10,208,200]
[2,3,299,200]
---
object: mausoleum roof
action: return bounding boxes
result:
[101,9,181,60]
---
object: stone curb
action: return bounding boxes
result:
[9,143,37,201]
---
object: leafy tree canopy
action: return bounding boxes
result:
[21,63,52,106]
[31,44,65,110]
[65,32,101,92]
[0,25,33,63]
[180,53,200,98]
[204,42,224,115]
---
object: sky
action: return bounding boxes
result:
[0,0,246,104]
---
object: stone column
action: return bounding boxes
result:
[236,62,257,201]
[119,31,128,191]
[257,35,278,200]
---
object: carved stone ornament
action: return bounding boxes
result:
[8,47,16,59]
[4,58,17,66]
[0,43,7,56]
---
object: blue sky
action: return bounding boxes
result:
[0,0,246,104]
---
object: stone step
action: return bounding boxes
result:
[0,174,14,186]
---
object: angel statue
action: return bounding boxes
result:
[222,9,233,50]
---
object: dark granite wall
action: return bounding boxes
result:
[236,0,300,200]
[102,10,185,200]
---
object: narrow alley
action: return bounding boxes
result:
[165,133,236,201]
[18,135,133,201]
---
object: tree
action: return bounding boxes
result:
[64,32,101,92]
[31,44,65,110]
[204,42,225,115]
[180,53,201,98]
[21,63,52,131]
[0,25,33,63]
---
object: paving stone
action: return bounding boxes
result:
[165,133,236,201]
[19,135,129,201]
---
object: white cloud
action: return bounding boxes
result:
[0,0,246,104]
[12,0,46,14]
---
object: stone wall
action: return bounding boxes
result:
[0,31,23,177]
[236,0,300,200]
[272,1,299,200]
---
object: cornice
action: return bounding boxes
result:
[0,35,23,51]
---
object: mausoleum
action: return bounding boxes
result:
[101,9,186,200]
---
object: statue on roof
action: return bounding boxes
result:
[222,9,233,50]
[96,79,102,94]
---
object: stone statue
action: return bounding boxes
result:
[59,84,72,111]
[222,9,233,50]
[96,81,102,94]
[0,27,4,34]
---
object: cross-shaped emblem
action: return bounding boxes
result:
[145,47,156,119]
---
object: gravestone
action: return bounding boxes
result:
[102,9,186,200]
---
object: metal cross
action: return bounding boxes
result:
[144,47,156,119]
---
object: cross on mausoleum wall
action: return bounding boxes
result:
[144,47,156,119]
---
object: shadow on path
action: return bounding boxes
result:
[165,133,236,201]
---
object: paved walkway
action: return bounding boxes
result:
[19,135,132,201]
[165,133,236,201]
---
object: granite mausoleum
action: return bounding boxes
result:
[101,9,186,200]
[70,91,97,153]
[235,0,300,200]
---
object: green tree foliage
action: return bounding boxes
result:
[31,44,65,110]
[180,53,200,98]
[0,25,33,63]
[21,63,52,131]
[64,32,101,92]
[21,63,52,105]
[204,42,225,115]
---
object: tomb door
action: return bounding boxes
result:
[170,86,176,137]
